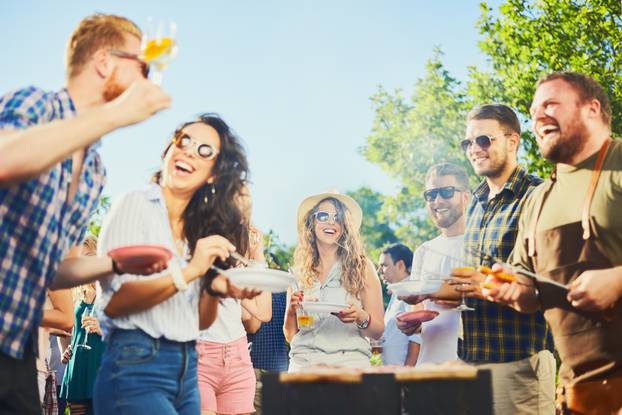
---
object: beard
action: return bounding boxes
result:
[430,204,464,230]
[539,117,588,164]
[470,138,510,179]
[472,149,510,179]
[102,69,127,102]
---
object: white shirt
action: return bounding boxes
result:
[411,234,462,366]
[97,184,201,342]
[382,291,421,366]
[198,298,246,343]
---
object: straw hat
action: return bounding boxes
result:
[296,190,363,233]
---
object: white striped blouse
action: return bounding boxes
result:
[96,183,201,342]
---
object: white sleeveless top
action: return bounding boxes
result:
[289,261,370,371]
[198,298,246,343]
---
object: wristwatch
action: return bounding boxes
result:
[355,313,371,330]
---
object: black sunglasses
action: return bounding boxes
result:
[313,211,342,224]
[423,186,464,202]
[173,131,219,161]
[109,49,150,78]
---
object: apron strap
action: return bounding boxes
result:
[527,173,556,257]
[581,138,611,240]
[528,138,612,255]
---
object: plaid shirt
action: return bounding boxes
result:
[460,166,552,363]
[0,86,105,359]
[247,292,289,372]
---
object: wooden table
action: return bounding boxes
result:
[262,367,493,415]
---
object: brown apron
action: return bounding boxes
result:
[525,139,622,415]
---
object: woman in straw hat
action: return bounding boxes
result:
[284,191,384,371]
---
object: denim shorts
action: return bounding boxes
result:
[93,329,199,415]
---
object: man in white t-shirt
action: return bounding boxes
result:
[400,162,471,366]
[378,244,421,366]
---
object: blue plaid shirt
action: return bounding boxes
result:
[460,166,553,363]
[0,86,105,359]
[247,292,289,372]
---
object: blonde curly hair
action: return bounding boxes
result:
[293,198,367,299]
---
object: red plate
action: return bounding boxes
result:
[108,245,173,268]
[396,310,439,324]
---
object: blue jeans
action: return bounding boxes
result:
[93,329,199,415]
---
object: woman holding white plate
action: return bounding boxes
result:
[93,113,260,415]
[284,191,384,372]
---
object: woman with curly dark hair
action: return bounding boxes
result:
[284,191,384,372]
[92,113,260,414]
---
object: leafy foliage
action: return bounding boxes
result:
[347,186,398,261]
[361,0,622,250]
[87,195,111,238]
[263,230,295,271]
[362,50,476,250]
[478,0,622,174]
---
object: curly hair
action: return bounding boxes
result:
[293,198,367,299]
[153,113,250,285]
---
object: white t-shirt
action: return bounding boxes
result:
[411,234,462,366]
[382,292,421,366]
[198,298,246,343]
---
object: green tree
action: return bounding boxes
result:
[362,0,622,248]
[478,0,622,175]
[347,186,398,261]
[263,230,295,271]
[362,50,476,251]
[88,195,111,238]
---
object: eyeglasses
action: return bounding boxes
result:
[423,186,464,202]
[172,131,219,161]
[460,133,510,153]
[109,49,150,78]
[313,211,342,224]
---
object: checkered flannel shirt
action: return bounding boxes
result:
[0,86,105,359]
[460,166,553,363]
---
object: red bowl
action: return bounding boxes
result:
[108,244,173,268]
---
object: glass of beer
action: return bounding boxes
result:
[142,18,178,85]
[296,310,314,328]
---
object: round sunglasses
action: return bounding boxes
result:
[313,211,342,224]
[460,133,511,153]
[423,186,464,202]
[172,132,219,161]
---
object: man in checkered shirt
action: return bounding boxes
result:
[452,104,556,414]
[0,14,169,414]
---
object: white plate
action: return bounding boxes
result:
[388,280,443,296]
[301,301,349,314]
[224,268,296,293]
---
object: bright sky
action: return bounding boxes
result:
[2,1,491,244]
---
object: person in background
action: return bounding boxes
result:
[247,254,289,415]
[0,14,169,414]
[285,191,384,371]
[37,289,73,412]
[48,335,68,415]
[60,235,104,415]
[377,243,421,366]
[60,281,103,415]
